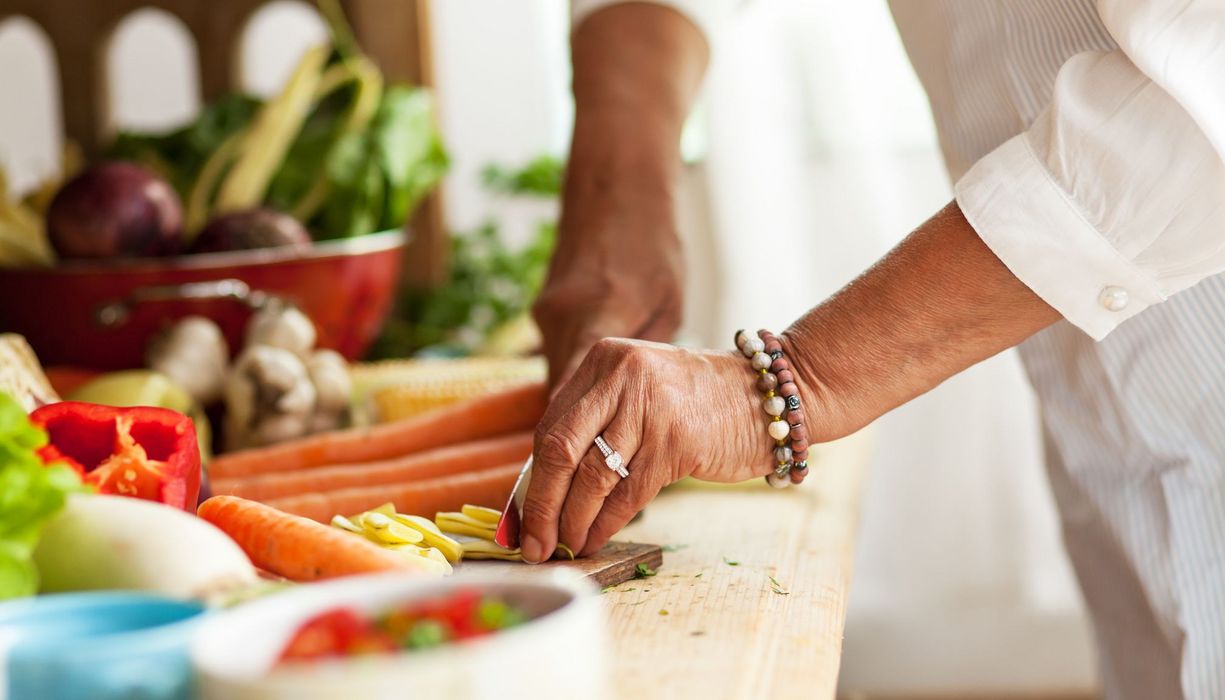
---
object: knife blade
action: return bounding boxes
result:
[493,455,533,548]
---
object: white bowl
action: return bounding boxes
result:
[190,570,608,700]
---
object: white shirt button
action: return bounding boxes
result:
[1099,285,1129,312]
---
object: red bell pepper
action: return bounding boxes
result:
[29,402,201,511]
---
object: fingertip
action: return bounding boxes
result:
[521,533,546,564]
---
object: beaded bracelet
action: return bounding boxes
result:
[734,329,809,488]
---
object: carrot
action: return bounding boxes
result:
[208,382,546,480]
[197,495,413,581]
[212,432,533,501]
[263,462,523,523]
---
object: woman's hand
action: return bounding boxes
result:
[519,338,812,563]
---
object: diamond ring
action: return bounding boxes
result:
[594,435,629,478]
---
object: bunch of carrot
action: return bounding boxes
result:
[208,382,546,523]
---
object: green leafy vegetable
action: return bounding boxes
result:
[481,155,564,197]
[373,87,450,231]
[263,80,356,220]
[722,557,739,567]
[0,392,84,599]
[108,94,262,199]
[368,156,561,359]
[634,563,657,579]
[314,86,448,240]
[107,66,445,242]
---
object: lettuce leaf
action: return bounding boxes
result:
[0,392,84,599]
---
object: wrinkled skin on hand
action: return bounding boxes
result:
[518,338,787,563]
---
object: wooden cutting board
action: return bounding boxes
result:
[462,541,663,588]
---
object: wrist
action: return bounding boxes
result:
[777,328,863,444]
[558,123,682,259]
[567,111,680,204]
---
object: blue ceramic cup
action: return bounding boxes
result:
[0,592,205,700]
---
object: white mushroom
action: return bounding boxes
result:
[147,316,229,404]
[307,349,351,412]
[245,300,316,358]
[224,345,317,449]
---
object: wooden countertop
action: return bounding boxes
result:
[601,430,872,699]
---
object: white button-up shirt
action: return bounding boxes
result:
[572,0,1225,341]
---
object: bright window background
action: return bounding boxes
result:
[0,1,1096,693]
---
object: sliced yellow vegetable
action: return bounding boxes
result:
[461,505,502,526]
[435,512,497,538]
[360,513,424,546]
[390,514,463,563]
[434,516,496,541]
[416,547,452,567]
[438,512,495,530]
[362,512,392,529]
[459,536,522,561]
[369,503,397,517]
[388,544,453,575]
[395,513,442,536]
[330,514,362,533]
[382,522,425,545]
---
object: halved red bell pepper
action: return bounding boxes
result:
[29,402,201,511]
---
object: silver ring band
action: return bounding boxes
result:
[594,435,629,478]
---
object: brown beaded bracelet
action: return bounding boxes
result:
[734,329,809,488]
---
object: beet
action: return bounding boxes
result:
[190,208,312,254]
[47,161,183,259]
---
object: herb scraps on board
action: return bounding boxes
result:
[634,563,658,579]
[662,544,689,553]
[769,575,790,596]
[723,557,740,567]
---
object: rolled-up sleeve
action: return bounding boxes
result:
[955,1,1225,340]
[571,0,738,39]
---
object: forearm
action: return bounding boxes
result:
[536,4,710,386]
[565,3,708,214]
[784,201,1060,440]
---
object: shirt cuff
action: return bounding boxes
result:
[954,135,1166,341]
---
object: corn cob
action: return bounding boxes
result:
[351,357,546,424]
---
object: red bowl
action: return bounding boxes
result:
[0,230,405,370]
